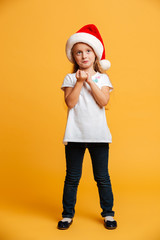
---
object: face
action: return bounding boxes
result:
[72,43,96,70]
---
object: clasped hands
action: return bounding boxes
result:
[76,69,92,84]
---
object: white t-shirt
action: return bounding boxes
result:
[61,72,113,144]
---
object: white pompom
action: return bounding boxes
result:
[99,59,111,70]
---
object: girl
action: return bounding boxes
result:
[58,24,117,230]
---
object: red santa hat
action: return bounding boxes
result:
[65,24,111,70]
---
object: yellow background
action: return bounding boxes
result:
[0,0,160,239]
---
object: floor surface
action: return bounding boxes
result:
[0,189,159,240]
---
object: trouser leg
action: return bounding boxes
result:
[62,142,86,218]
[88,143,115,217]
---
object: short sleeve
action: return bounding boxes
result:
[100,74,113,92]
[61,74,75,91]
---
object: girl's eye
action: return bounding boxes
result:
[87,49,91,52]
[77,51,81,55]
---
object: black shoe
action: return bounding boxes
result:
[57,220,73,230]
[104,220,117,230]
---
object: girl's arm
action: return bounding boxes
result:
[86,73,110,108]
[64,70,87,109]
[64,82,83,109]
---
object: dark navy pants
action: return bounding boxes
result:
[62,142,115,218]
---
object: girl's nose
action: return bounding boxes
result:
[82,52,87,58]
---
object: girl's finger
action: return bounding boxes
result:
[76,69,80,78]
[79,70,82,78]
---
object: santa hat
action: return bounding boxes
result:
[65,24,111,70]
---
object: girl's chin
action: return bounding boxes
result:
[79,67,91,71]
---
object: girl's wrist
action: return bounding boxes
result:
[76,80,84,87]
[87,79,94,86]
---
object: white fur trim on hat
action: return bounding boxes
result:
[99,59,111,70]
[66,32,104,63]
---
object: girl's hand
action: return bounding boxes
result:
[76,70,87,82]
[85,72,92,84]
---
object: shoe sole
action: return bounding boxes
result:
[105,226,117,230]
